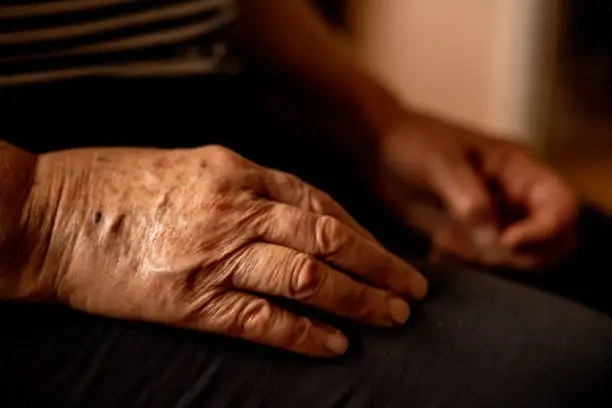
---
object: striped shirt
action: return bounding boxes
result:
[0,0,239,86]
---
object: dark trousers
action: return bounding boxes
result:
[2,75,612,407]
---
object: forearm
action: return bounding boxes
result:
[238,0,406,163]
[0,140,42,300]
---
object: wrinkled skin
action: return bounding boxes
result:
[378,113,578,270]
[20,145,428,357]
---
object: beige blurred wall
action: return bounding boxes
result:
[348,0,558,144]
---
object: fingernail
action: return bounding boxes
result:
[325,332,349,355]
[471,225,515,263]
[409,273,429,300]
[388,296,411,325]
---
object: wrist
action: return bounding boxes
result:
[333,71,410,176]
[0,151,64,302]
[347,75,407,139]
[0,148,34,299]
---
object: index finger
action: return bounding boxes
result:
[494,156,578,248]
[262,169,379,243]
[253,201,428,300]
[501,200,576,249]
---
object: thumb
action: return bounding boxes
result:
[425,152,494,227]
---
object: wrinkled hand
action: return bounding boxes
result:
[21,145,427,357]
[377,113,578,270]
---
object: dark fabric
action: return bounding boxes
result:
[495,204,612,317]
[2,76,612,407]
[3,262,612,408]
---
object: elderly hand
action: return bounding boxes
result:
[19,145,427,357]
[377,112,578,270]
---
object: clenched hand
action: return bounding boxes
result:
[18,145,427,357]
[378,113,577,269]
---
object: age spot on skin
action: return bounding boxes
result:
[154,157,170,169]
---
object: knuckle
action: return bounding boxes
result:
[235,298,274,338]
[203,145,249,170]
[289,254,325,299]
[307,187,328,214]
[277,170,303,190]
[204,144,238,160]
[302,183,316,211]
[315,215,347,256]
[275,170,312,209]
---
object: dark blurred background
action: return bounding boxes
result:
[549,0,612,211]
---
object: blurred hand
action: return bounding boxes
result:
[21,145,427,357]
[377,113,578,270]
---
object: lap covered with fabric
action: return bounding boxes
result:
[2,263,612,408]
